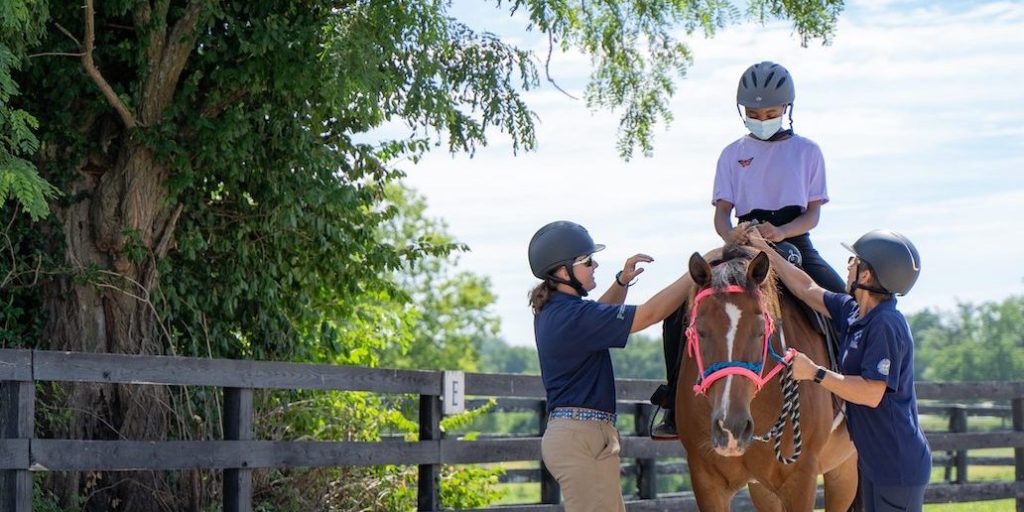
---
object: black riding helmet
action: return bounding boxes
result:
[842,229,921,296]
[528,221,605,296]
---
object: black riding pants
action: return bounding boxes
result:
[783,233,846,294]
[861,477,926,512]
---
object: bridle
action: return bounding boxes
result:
[684,279,805,464]
[685,284,795,396]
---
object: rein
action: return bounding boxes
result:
[753,363,803,464]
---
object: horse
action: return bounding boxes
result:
[672,245,859,511]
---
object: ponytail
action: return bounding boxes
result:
[529,280,557,314]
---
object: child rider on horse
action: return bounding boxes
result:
[653,61,846,439]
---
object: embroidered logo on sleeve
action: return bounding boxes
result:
[877,358,891,376]
[738,157,754,168]
[617,305,627,320]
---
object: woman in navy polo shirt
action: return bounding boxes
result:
[527,220,691,511]
[752,229,931,512]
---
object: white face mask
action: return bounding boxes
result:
[744,116,784,140]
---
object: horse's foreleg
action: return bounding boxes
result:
[777,457,820,512]
[689,461,736,512]
[824,451,859,511]
[748,482,783,512]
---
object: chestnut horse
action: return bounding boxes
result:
[673,246,858,511]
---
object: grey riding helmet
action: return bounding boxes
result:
[528,221,605,279]
[737,61,795,109]
[842,230,921,296]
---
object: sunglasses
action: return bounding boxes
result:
[573,255,595,267]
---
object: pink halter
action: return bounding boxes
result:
[685,285,795,396]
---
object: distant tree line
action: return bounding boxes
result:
[480,295,1024,383]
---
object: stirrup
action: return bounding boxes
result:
[650,409,678,440]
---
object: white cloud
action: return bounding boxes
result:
[400,0,1024,346]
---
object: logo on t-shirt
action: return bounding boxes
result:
[877,358,891,376]
[616,305,626,320]
[738,157,754,168]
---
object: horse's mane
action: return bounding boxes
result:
[706,244,782,321]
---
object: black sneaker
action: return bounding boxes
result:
[651,410,677,440]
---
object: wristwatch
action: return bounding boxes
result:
[813,366,827,384]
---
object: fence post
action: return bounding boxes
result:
[418,394,442,511]
[947,406,968,484]
[223,387,253,512]
[0,379,34,512]
[538,400,560,504]
[635,403,657,500]
[1012,397,1023,512]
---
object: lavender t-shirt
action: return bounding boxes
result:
[712,134,828,217]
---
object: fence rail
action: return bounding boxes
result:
[2,349,1024,511]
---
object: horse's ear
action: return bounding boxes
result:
[747,251,770,286]
[689,252,712,288]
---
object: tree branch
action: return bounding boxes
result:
[1,205,19,289]
[55,22,82,47]
[200,86,249,119]
[156,0,172,31]
[30,52,85,58]
[139,0,210,124]
[546,32,578,100]
[82,0,138,128]
[153,203,183,259]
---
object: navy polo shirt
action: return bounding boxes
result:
[824,292,932,486]
[534,292,637,414]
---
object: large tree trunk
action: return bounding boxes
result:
[36,2,208,508]
[43,143,180,511]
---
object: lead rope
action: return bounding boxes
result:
[753,361,803,464]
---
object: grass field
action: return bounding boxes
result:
[488,448,1020,510]
[498,485,1018,511]
[478,401,1019,509]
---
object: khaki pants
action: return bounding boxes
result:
[541,418,625,512]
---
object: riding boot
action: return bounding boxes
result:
[651,304,686,440]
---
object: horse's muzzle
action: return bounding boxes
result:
[711,412,754,456]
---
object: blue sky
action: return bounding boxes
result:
[399,0,1024,347]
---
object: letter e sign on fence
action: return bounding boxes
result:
[443,371,465,415]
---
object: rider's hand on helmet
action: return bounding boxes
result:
[620,253,653,283]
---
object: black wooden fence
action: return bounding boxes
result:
[1,349,1023,511]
